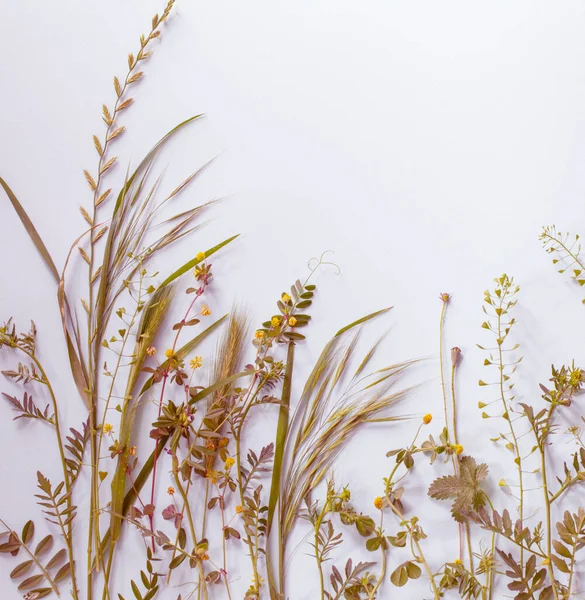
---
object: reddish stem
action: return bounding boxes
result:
[148,284,207,548]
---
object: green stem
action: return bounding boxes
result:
[439,300,449,437]
[23,351,79,600]
[485,532,495,600]
[451,361,473,575]
[368,515,387,599]
[173,471,208,600]
[218,493,234,600]
[539,446,559,600]
[267,342,294,596]
[314,501,330,600]
[566,539,577,597]
[389,505,439,600]
[368,547,386,599]
[495,298,524,569]
[234,434,261,595]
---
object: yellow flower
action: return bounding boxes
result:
[373,496,383,510]
[196,251,206,262]
[165,348,174,358]
[201,304,211,316]
[255,330,265,339]
[206,470,219,484]
[271,316,281,327]
[498,479,507,487]
[281,293,291,303]
[570,368,583,387]
[288,317,297,327]
[146,346,156,356]
[103,423,113,434]
[423,413,432,425]
[454,444,464,455]
[439,293,451,303]
[129,446,137,456]
[190,356,203,369]
[235,505,243,514]
[167,486,175,495]
[225,457,235,469]
[200,553,209,561]
[453,559,463,566]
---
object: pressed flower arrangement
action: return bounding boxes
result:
[2,3,585,600]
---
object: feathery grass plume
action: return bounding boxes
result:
[268,308,412,598]
[209,310,250,411]
[200,311,249,532]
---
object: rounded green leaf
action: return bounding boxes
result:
[390,565,408,587]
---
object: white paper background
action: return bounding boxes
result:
[2,1,585,598]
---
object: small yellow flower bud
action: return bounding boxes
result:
[235,505,243,514]
[190,356,203,369]
[201,304,211,316]
[454,444,464,455]
[271,316,281,327]
[167,486,175,495]
[453,559,463,566]
[103,423,113,434]
[129,446,137,456]
[165,348,174,358]
[373,496,383,510]
[255,330,265,339]
[146,346,156,356]
[499,479,507,487]
[423,413,432,425]
[196,251,206,262]
[281,293,291,303]
[439,293,451,303]
[288,317,297,327]
[225,457,235,469]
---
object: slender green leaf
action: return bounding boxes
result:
[158,234,239,289]
[189,370,252,405]
[267,342,294,534]
[0,177,59,281]
[335,307,391,337]
[139,314,228,396]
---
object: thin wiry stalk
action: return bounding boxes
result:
[451,358,474,575]
[494,289,524,570]
[84,8,177,592]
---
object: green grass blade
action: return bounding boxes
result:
[98,433,169,557]
[267,342,294,534]
[113,115,203,217]
[158,235,240,289]
[0,177,59,282]
[189,370,252,405]
[334,307,391,337]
